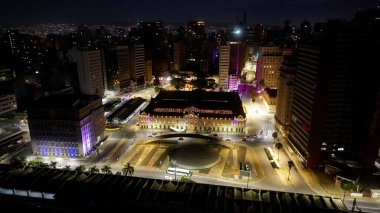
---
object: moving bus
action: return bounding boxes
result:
[166,167,192,177]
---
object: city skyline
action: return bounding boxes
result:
[1,0,379,26]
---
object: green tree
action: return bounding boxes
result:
[287,161,295,181]
[75,165,86,172]
[275,142,283,162]
[341,180,355,201]
[272,132,278,143]
[122,163,134,176]
[49,161,58,169]
[179,176,195,183]
[89,166,99,173]
[28,160,49,168]
[10,156,27,169]
[101,165,112,174]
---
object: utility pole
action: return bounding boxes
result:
[174,160,177,181]
[246,172,250,188]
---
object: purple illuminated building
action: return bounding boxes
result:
[27,94,105,157]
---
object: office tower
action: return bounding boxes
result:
[173,42,185,71]
[256,44,291,88]
[28,94,105,157]
[289,19,380,169]
[102,46,130,91]
[275,55,296,135]
[76,49,104,96]
[129,44,146,86]
[219,45,230,90]
[229,41,242,77]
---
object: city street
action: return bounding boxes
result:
[5,87,380,212]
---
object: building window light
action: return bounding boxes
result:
[337,147,344,151]
[321,147,326,151]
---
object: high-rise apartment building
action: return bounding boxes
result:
[173,42,185,71]
[102,46,130,91]
[28,95,105,157]
[229,41,242,77]
[275,55,296,135]
[219,45,230,90]
[146,59,153,83]
[76,49,104,96]
[289,19,380,169]
[129,44,146,86]
[256,44,292,88]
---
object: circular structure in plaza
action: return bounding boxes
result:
[169,143,221,170]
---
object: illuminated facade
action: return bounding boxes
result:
[0,81,17,115]
[28,95,104,157]
[263,88,277,113]
[0,94,17,115]
[139,91,246,132]
[218,45,230,90]
[228,74,238,91]
[256,44,292,88]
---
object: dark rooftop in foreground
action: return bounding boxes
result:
[143,90,246,118]
[0,165,348,213]
[29,94,101,109]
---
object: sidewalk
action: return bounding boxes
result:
[281,136,380,205]
[280,138,332,196]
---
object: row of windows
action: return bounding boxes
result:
[140,125,244,132]
[36,141,79,147]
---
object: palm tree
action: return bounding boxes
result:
[272,132,278,143]
[275,142,283,162]
[49,161,58,169]
[89,166,99,173]
[341,180,355,201]
[101,165,112,174]
[287,160,295,181]
[122,163,134,176]
[28,160,49,168]
[10,156,27,169]
[75,165,86,172]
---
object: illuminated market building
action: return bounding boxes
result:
[139,91,246,132]
[27,94,105,157]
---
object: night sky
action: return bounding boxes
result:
[1,0,379,26]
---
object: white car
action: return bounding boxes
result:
[224,137,231,141]
[164,175,173,180]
